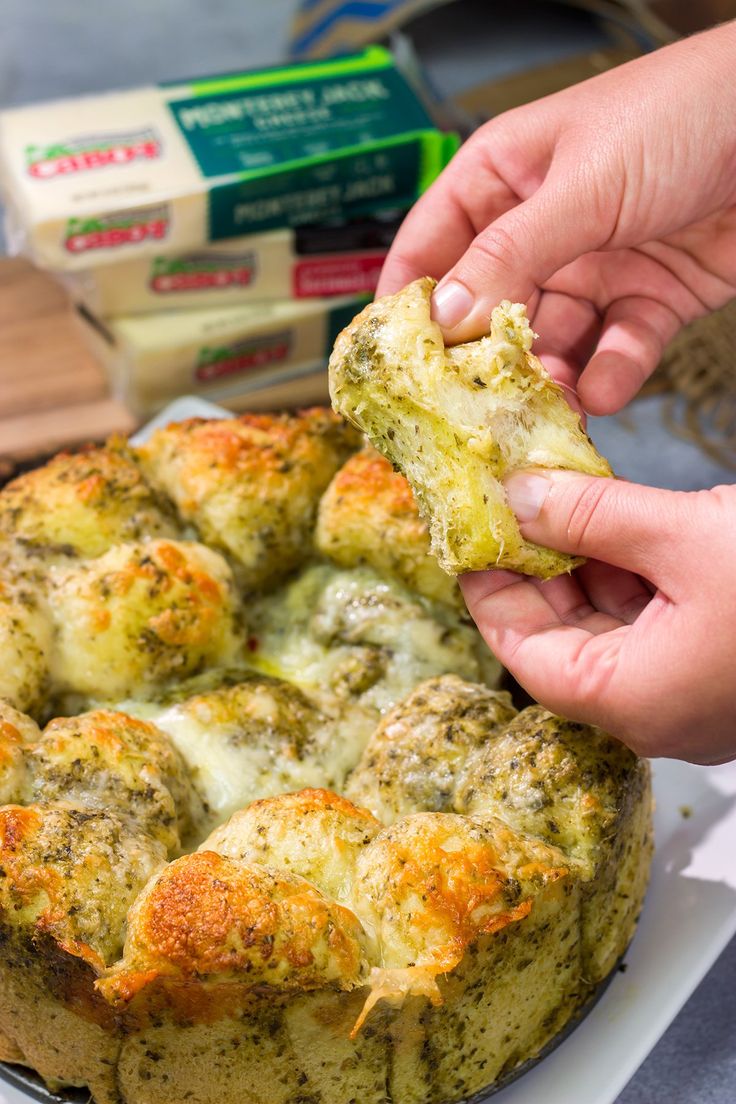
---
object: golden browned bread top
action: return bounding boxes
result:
[137,409,360,591]
[351,808,568,1011]
[0,443,177,560]
[0,667,649,1034]
[0,408,500,716]
[98,848,370,1010]
[349,674,646,882]
[204,787,382,902]
[98,785,568,1025]
[48,539,241,701]
[0,803,166,969]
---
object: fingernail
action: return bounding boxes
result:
[504,473,551,522]
[431,280,474,330]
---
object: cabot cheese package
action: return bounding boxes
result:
[63,216,399,316]
[79,295,367,416]
[0,46,457,271]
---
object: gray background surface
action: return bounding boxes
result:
[1,2,734,1101]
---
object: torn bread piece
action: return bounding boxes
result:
[328,277,613,578]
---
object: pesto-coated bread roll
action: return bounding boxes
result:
[136,409,360,591]
[329,277,612,578]
[47,539,241,701]
[0,444,177,560]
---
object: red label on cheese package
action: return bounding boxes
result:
[292,252,385,298]
[26,130,161,179]
[64,206,170,254]
[149,252,257,294]
[195,331,293,381]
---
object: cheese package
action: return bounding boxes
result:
[80,295,368,416]
[64,216,399,316]
[0,46,458,272]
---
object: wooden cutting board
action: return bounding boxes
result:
[0,257,136,470]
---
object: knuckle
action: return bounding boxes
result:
[467,223,518,278]
[563,479,611,551]
[445,125,499,183]
[465,116,507,155]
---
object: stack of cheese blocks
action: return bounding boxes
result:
[0,47,457,416]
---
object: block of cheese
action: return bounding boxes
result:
[79,295,368,416]
[64,222,395,316]
[0,47,457,271]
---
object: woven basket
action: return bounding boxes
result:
[642,300,736,469]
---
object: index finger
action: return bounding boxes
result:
[376,134,522,298]
[376,173,476,296]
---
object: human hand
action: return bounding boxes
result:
[377,22,736,416]
[460,472,736,763]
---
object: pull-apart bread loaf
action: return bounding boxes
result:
[329,277,613,578]
[0,407,650,1104]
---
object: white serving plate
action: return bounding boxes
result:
[2,397,735,1104]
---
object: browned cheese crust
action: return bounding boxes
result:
[0,443,177,560]
[137,409,361,590]
[99,849,370,1015]
[48,539,242,700]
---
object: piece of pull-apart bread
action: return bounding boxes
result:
[328,276,613,579]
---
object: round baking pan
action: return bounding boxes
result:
[0,961,622,1104]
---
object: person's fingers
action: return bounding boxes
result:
[376,186,476,296]
[574,560,652,623]
[460,569,631,722]
[461,559,650,635]
[376,126,525,298]
[529,290,602,415]
[459,571,624,654]
[530,290,600,378]
[576,295,683,414]
[430,173,615,343]
[530,574,625,634]
[503,469,690,582]
[460,570,567,658]
[464,566,688,754]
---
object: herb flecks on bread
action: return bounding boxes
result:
[329,277,612,579]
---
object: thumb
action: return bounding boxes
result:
[504,469,689,582]
[430,180,608,343]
